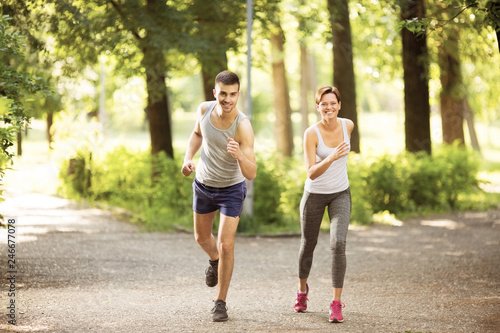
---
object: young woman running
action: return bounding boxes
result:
[294,86,354,323]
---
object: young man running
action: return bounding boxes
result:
[181,70,257,322]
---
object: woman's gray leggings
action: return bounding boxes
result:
[298,188,351,288]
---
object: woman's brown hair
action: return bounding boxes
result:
[315,86,341,104]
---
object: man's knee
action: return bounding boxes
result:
[194,232,211,246]
[218,241,235,256]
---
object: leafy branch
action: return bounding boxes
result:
[398,0,500,43]
[0,15,46,164]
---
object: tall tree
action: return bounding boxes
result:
[294,0,323,137]
[402,0,499,150]
[400,0,432,153]
[299,43,311,135]
[254,0,294,157]
[485,0,500,52]
[438,3,465,146]
[47,0,186,159]
[189,0,246,101]
[328,0,360,153]
[270,19,294,157]
[2,0,50,155]
[0,14,44,204]
[430,0,490,151]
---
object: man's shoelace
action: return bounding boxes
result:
[206,266,217,277]
[212,302,227,313]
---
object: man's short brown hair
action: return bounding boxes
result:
[215,71,240,90]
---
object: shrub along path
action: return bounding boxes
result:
[0,187,499,332]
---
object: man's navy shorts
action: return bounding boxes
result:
[193,179,247,218]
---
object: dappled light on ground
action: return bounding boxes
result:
[420,219,465,229]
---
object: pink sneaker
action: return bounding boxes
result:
[329,300,345,323]
[293,284,309,312]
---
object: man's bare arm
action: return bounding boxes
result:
[181,102,210,177]
[229,118,257,181]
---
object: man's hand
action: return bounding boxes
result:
[181,160,196,177]
[227,137,242,160]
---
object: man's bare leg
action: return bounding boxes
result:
[194,211,218,260]
[215,213,239,302]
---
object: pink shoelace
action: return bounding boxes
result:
[330,301,345,318]
[295,293,308,307]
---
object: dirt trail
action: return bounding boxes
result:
[1,187,499,332]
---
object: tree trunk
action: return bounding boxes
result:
[328,0,360,153]
[439,11,465,146]
[142,44,174,160]
[17,131,22,156]
[300,43,310,136]
[401,0,431,154]
[191,0,231,101]
[201,48,228,101]
[463,99,481,152]
[47,111,54,150]
[496,31,500,53]
[270,23,294,158]
[308,55,320,122]
[139,0,174,165]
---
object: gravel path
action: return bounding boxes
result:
[1,188,499,333]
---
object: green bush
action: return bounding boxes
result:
[251,156,284,225]
[433,144,480,208]
[59,149,93,198]
[361,145,483,215]
[407,152,444,209]
[239,155,305,233]
[347,154,374,224]
[58,145,492,233]
[59,147,192,231]
[363,154,413,215]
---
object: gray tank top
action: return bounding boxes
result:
[195,102,247,188]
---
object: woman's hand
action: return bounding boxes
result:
[328,141,350,163]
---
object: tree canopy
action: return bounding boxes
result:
[1,0,499,161]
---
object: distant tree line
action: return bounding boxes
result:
[1,0,499,171]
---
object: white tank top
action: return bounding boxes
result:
[195,102,247,188]
[304,118,350,194]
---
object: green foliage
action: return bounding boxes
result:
[347,154,374,224]
[58,145,493,233]
[399,0,499,35]
[432,144,481,207]
[0,15,45,140]
[364,154,413,214]
[59,147,192,231]
[240,155,307,233]
[63,150,93,197]
[485,0,500,31]
[0,14,45,214]
[363,144,483,215]
[251,156,284,225]
[398,17,432,36]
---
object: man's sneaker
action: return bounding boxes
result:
[205,260,218,287]
[329,300,345,323]
[293,283,309,312]
[211,299,228,322]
